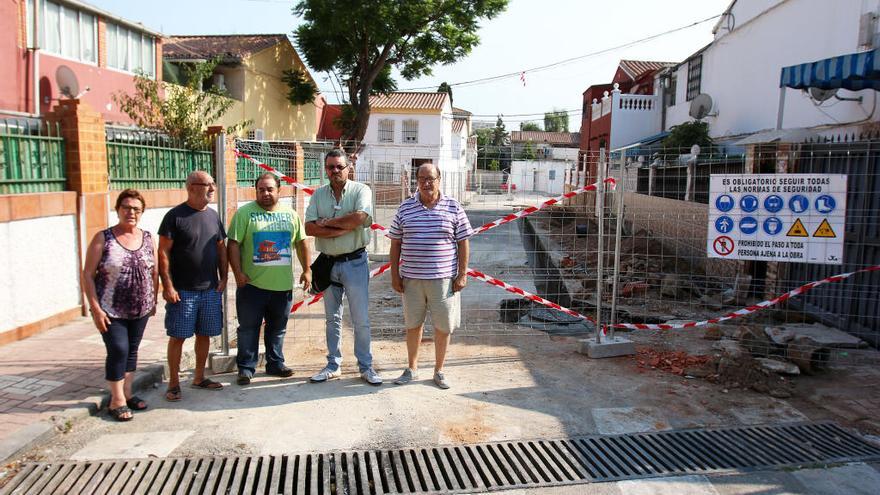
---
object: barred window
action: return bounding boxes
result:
[377,162,395,182]
[402,119,419,143]
[378,119,394,143]
[686,55,702,101]
[666,74,677,107]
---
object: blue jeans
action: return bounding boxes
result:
[235,284,293,376]
[323,250,373,372]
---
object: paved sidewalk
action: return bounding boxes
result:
[0,311,168,462]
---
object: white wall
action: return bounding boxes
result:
[0,216,81,332]
[510,160,573,195]
[610,93,663,148]
[666,0,879,138]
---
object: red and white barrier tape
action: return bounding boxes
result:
[607,265,880,331]
[290,262,393,314]
[234,150,316,196]
[466,268,597,324]
[475,178,616,234]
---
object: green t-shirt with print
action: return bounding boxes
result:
[228,202,306,291]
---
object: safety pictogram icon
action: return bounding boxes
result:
[787,218,809,237]
[713,236,735,256]
[813,219,837,238]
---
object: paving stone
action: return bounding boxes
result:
[792,462,880,495]
[592,406,672,435]
[617,475,720,495]
[708,470,806,495]
[729,399,808,425]
[71,430,195,461]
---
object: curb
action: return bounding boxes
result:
[0,363,164,465]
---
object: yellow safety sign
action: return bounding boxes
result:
[813,219,836,238]
[787,218,809,237]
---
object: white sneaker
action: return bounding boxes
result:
[361,368,383,386]
[394,368,418,385]
[433,371,450,389]
[310,367,341,383]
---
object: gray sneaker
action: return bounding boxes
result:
[309,367,341,383]
[433,371,450,389]
[361,368,383,386]
[394,368,419,385]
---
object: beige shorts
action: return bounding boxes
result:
[402,278,461,333]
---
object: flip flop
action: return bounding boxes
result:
[126,395,148,411]
[191,378,223,390]
[109,405,133,422]
[165,385,182,402]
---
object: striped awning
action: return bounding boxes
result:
[780,49,880,91]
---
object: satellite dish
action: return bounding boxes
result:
[809,87,838,102]
[689,93,714,120]
[55,66,80,99]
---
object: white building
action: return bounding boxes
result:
[660,0,880,142]
[358,92,473,198]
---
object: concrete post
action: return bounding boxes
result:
[45,100,109,316]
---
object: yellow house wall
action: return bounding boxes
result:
[232,41,319,141]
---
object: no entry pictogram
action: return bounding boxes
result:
[713,236,735,256]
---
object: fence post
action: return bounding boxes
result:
[45,100,109,316]
[213,131,230,356]
[609,151,626,339]
[595,148,605,342]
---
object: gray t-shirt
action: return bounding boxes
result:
[158,203,226,291]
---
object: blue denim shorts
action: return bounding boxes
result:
[165,290,223,339]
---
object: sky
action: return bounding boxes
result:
[87,0,732,130]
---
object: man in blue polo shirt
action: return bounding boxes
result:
[388,163,473,389]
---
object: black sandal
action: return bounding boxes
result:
[126,395,148,410]
[109,405,133,422]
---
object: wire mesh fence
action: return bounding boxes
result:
[0,118,65,194]
[229,139,880,379]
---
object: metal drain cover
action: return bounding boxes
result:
[3,422,879,494]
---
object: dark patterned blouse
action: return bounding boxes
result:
[94,229,155,319]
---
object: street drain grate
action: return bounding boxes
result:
[3,422,880,494]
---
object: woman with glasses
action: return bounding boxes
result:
[82,189,158,421]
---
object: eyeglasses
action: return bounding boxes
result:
[119,205,143,214]
[190,182,216,188]
[325,164,348,171]
[417,176,439,183]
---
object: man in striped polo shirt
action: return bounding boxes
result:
[389,163,473,389]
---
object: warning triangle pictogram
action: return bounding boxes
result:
[787,218,809,237]
[813,219,836,238]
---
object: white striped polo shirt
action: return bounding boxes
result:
[387,193,474,279]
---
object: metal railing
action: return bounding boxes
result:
[0,119,66,194]
[106,126,213,190]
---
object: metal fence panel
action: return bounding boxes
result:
[0,119,66,194]
[106,126,213,190]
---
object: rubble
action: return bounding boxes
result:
[634,348,711,376]
[764,323,867,349]
[755,357,801,375]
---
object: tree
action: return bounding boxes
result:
[491,116,508,146]
[293,0,508,145]
[281,67,319,106]
[520,121,542,131]
[544,108,569,132]
[437,82,453,106]
[114,59,249,149]
[521,140,537,160]
[661,120,712,152]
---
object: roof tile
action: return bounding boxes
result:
[164,34,288,61]
[369,92,448,111]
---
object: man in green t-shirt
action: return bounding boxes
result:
[228,173,312,385]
